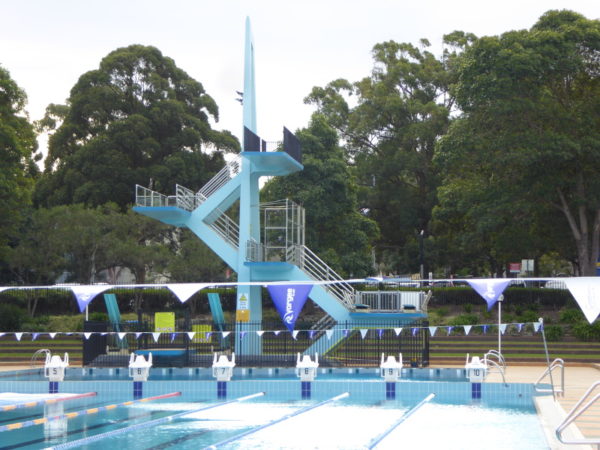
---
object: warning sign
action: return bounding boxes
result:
[236,294,249,322]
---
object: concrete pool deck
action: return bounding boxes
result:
[0,363,598,449]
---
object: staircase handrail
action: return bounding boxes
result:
[287,244,355,310]
[556,380,600,447]
[197,156,241,200]
[205,207,239,248]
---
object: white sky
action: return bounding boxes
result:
[2,0,598,158]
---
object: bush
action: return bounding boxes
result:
[0,304,27,331]
[544,324,564,342]
[559,308,585,324]
[448,313,479,326]
[518,310,539,323]
[572,323,600,341]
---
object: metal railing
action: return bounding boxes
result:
[205,207,239,248]
[556,380,600,448]
[355,291,424,312]
[30,349,51,369]
[197,156,240,200]
[535,358,565,397]
[483,350,506,373]
[287,244,355,310]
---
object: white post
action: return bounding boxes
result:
[498,294,504,355]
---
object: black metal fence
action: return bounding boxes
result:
[84,317,429,368]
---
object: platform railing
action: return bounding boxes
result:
[355,291,424,312]
[287,244,355,310]
[534,358,565,397]
[556,380,600,448]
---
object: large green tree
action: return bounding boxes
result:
[306,40,452,274]
[0,65,40,269]
[435,10,600,275]
[35,45,239,209]
[262,114,379,277]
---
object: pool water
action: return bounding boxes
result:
[0,393,548,449]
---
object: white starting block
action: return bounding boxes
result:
[296,353,319,382]
[212,353,235,381]
[129,352,153,382]
[465,354,488,382]
[380,353,403,382]
[44,352,69,382]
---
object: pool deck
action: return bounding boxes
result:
[0,363,598,449]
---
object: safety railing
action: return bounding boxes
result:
[197,155,240,200]
[286,244,355,310]
[205,207,239,248]
[534,358,565,397]
[354,291,424,312]
[556,380,600,448]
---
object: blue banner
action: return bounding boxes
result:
[466,279,512,310]
[267,284,313,332]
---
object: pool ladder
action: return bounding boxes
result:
[481,350,508,386]
[555,380,600,449]
[30,349,51,369]
[534,358,565,397]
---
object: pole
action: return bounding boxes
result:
[419,230,424,280]
[498,294,503,355]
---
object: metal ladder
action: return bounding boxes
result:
[534,358,565,397]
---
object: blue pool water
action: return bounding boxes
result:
[0,370,551,449]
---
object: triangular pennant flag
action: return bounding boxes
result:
[240,331,247,340]
[447,326,454,335]
[167,283,211,303]
[533,322,542,332]
[482,325,488,334]
[309,330,316,340]
[101,332,108,336]
[204,332,212,340]
[292,330,299,340]
[84,332,92,340]
[171,333,178,343]
[325,330,334,340]
[464,325,472,336]
[152,332,161,342]
[15,332,23,341]
[377,329,384,339]
[187,332,195,340]
[0,333,5,338]
[32,333,39,341]
[118,332,126,341]
[135,332,142,339]
[256,331,265,337]
[412,328,418,337]
[343,329,349,338]
[222,331,231,338]
[499,324,507,335]
[267,284,314,332]
[273,330,281,336]
[563,277,600,324]
[70,285,113,312]
[360,329,368,339]
[394,327,402,336]
[466,279,512,310]
[429,327,437,337]
[49,333,57,339]
[517,323,523,333]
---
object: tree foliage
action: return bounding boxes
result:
[0,65,40,265]
[35,45,239,209]
[435,10,600,275]
[306,40,452,274]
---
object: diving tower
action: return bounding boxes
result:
[133,18,425,355]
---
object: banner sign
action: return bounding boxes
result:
[466,279,512,310]
[71,285,113,312]
[563,277,600,324]
[267,284,313,332]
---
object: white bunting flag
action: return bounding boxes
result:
[360,329,368,339]
[15,333,23,341]
[167,283,211,303]
[152,332,161,342]
[325,330,334,340]
[499,324,507,335]
[222,332,230,338]
[49,333,57,339]
[563,277,600,324]
[118,332,126,341]
[394,328,402,336]
[533,322,542,333]
[84,332,92,340]
[187,332,195,340]
[429,327,437,337]
[256,331,265,336]
[464,325,472,336]
[292,330,299,340]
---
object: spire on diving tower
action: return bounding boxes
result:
[243,16,257,136]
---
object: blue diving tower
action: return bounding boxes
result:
[133,18,426,356]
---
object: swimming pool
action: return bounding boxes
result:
[0,370,551,449]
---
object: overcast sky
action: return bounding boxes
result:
[2,0,598,157]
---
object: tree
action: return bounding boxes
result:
[306,40,452,274]
[35,45,239,209]
[262,114,379,277]
[0,65,40,270]
[435,10,600,275]
[167,229,229,282]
